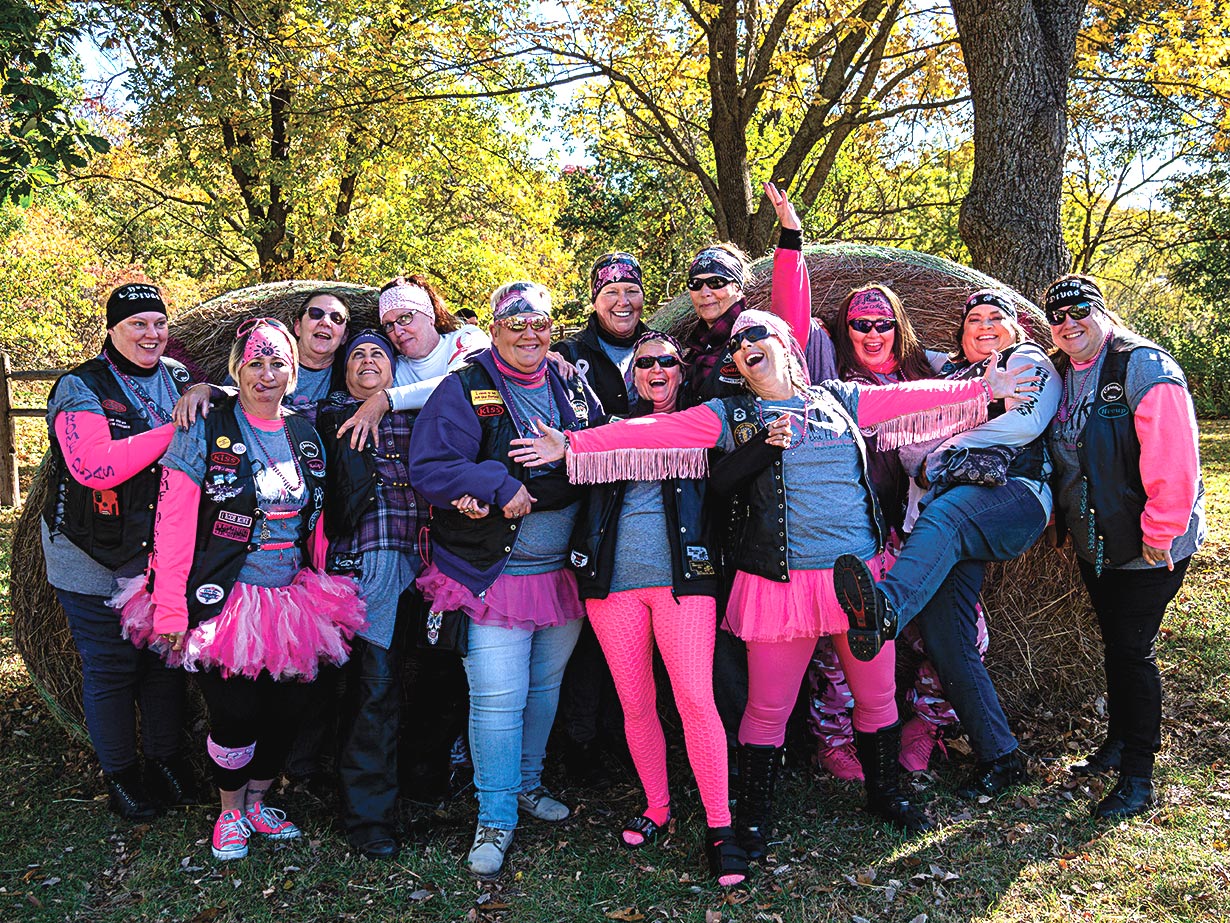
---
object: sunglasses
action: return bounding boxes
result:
[687,276,734,292]
[1046,302,1094,325]
[497,315,552,332]
[633,354,681,370]
[727,325,774,354]
[381,310,428,333]
[848,318,897,334]
[236,316,290,338]
[306,305,348,325]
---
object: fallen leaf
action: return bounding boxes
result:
[408,889,434,902]
[705,911,722,923]
[605,909,645,921]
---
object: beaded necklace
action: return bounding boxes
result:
[504,378,560,440]
[1056,332,1112,426]
[103,354,176,425]
[247,416,304,498]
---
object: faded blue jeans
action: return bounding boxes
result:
[879,478,1048,761]
[464,618,584,829]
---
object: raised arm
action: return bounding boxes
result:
[764,183,811,349]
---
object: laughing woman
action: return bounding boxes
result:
[514,305,1033,853]
[1043,274,1204,819]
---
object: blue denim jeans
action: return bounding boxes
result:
[464,618,583,829]
[881,479,1048,627]
[914,561,1017,760]
[57,589,186,773]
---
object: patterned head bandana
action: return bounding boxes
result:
[963,288,1018,320]
[590,252,643,303]
[106,283,166,327]
[688,247,745,286]
[847,288,895,320]
[1043,277,1105,316]
[492,282,552,321]
[379,282,434,322]
[241,319,296,366]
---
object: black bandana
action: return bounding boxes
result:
[106,283,166,328]
[963,289,1017,320]
[688,248,745,286]
[1044,277,1105,315]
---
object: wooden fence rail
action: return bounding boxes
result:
[0,352,67,507]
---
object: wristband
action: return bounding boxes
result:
[385,389,394,411]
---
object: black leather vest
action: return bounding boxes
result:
[160,399,325,625]
[315,399,380,547]
[43,356,190,569]
[716,387,886,582]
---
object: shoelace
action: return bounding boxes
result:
[473,826,506,848]
[248,804,290,831]
[216,814,253,845]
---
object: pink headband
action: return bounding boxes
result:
[847,289,895,320]
[730,309,811,386]
[379,284,434,321]
[242,322,295,365]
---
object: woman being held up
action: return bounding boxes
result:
[117,319,365,860]
[513,332,746,885]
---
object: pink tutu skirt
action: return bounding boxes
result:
[114,570,366,680]
[417,564,585,632]
[724,554,890,643]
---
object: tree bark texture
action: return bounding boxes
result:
[951,0,1085,301]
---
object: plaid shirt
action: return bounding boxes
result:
[334,403,426,557]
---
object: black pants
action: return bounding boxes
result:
[557,618,624,747]
[196,668,311,791]
[1078,556,1191,778]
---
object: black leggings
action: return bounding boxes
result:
[1078,556,1191,778]
[196,668,312,791]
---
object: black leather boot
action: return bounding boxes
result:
[340,636,402,858]
[855,722,931,833]
[964,749,1028,798]
[1094,775,1154,819]
[1071,738,1124,776]
[734,744,782,860]
[145,756,206,806]
[104,765,159,820]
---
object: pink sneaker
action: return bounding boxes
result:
[244,801,302,840]
[899,716,941,772]
[816,742,864,781]
[212,809,252,860]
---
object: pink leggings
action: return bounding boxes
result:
[586,587,730,828]
[740,632,897,747]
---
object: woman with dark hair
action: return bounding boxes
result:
[809,285,989,780]
[118,318,365,860]
[832,288,1059,797]
[515,302,1034,852]
[517,331,746,885]
[409,282,601,877]
[42,282,198,819]
[1044,274,1204,818]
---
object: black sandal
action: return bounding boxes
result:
[705,826,748,886]
[620,813,666,849]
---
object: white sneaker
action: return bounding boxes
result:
[467,824,514,877]
[517,786,571,822]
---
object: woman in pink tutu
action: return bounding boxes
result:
[118,318,364,861]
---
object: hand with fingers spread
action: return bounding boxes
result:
[764,181,801,231]
[983,350,1040,401]
[452,494,491,520]
[502,484,536,519]
[509,419,567,467]
[336,392,390,450]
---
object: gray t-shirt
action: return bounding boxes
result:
[162,407,307,587]
[1049,342,1204,569]
[706,385,879,569]
[610,480,673,592]
[42,366,178,595]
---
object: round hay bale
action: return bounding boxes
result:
[11,281,378,742]
[652,243,1100,716]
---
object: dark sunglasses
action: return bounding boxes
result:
[848,318,897,334]
[307,305,348,325]
[497,315,553,332]
[633,354,681,370]
[727,325,773,354]
[687,276,734,292]
[1046,302,1094,325]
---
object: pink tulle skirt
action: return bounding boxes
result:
[724,554,890,643]
[416,564,585,632]
[114,570,366,681]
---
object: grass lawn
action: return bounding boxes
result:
[1,424,1227,922]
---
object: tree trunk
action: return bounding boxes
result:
[951,0,1084,302]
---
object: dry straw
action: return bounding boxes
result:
[12,254,1098,742]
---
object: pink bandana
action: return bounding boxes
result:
[730,309,810,386]
[242,322,295,365]
[379,284,433,321]
[847,289,895,320]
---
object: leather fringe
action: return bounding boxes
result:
[566,446,710,484]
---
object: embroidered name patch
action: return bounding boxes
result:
[212,510,253,542]
[1100,382,1124,403]
[101,399,128,413]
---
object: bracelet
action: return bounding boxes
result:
[384,389,394,411]
[978,378,992,401]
